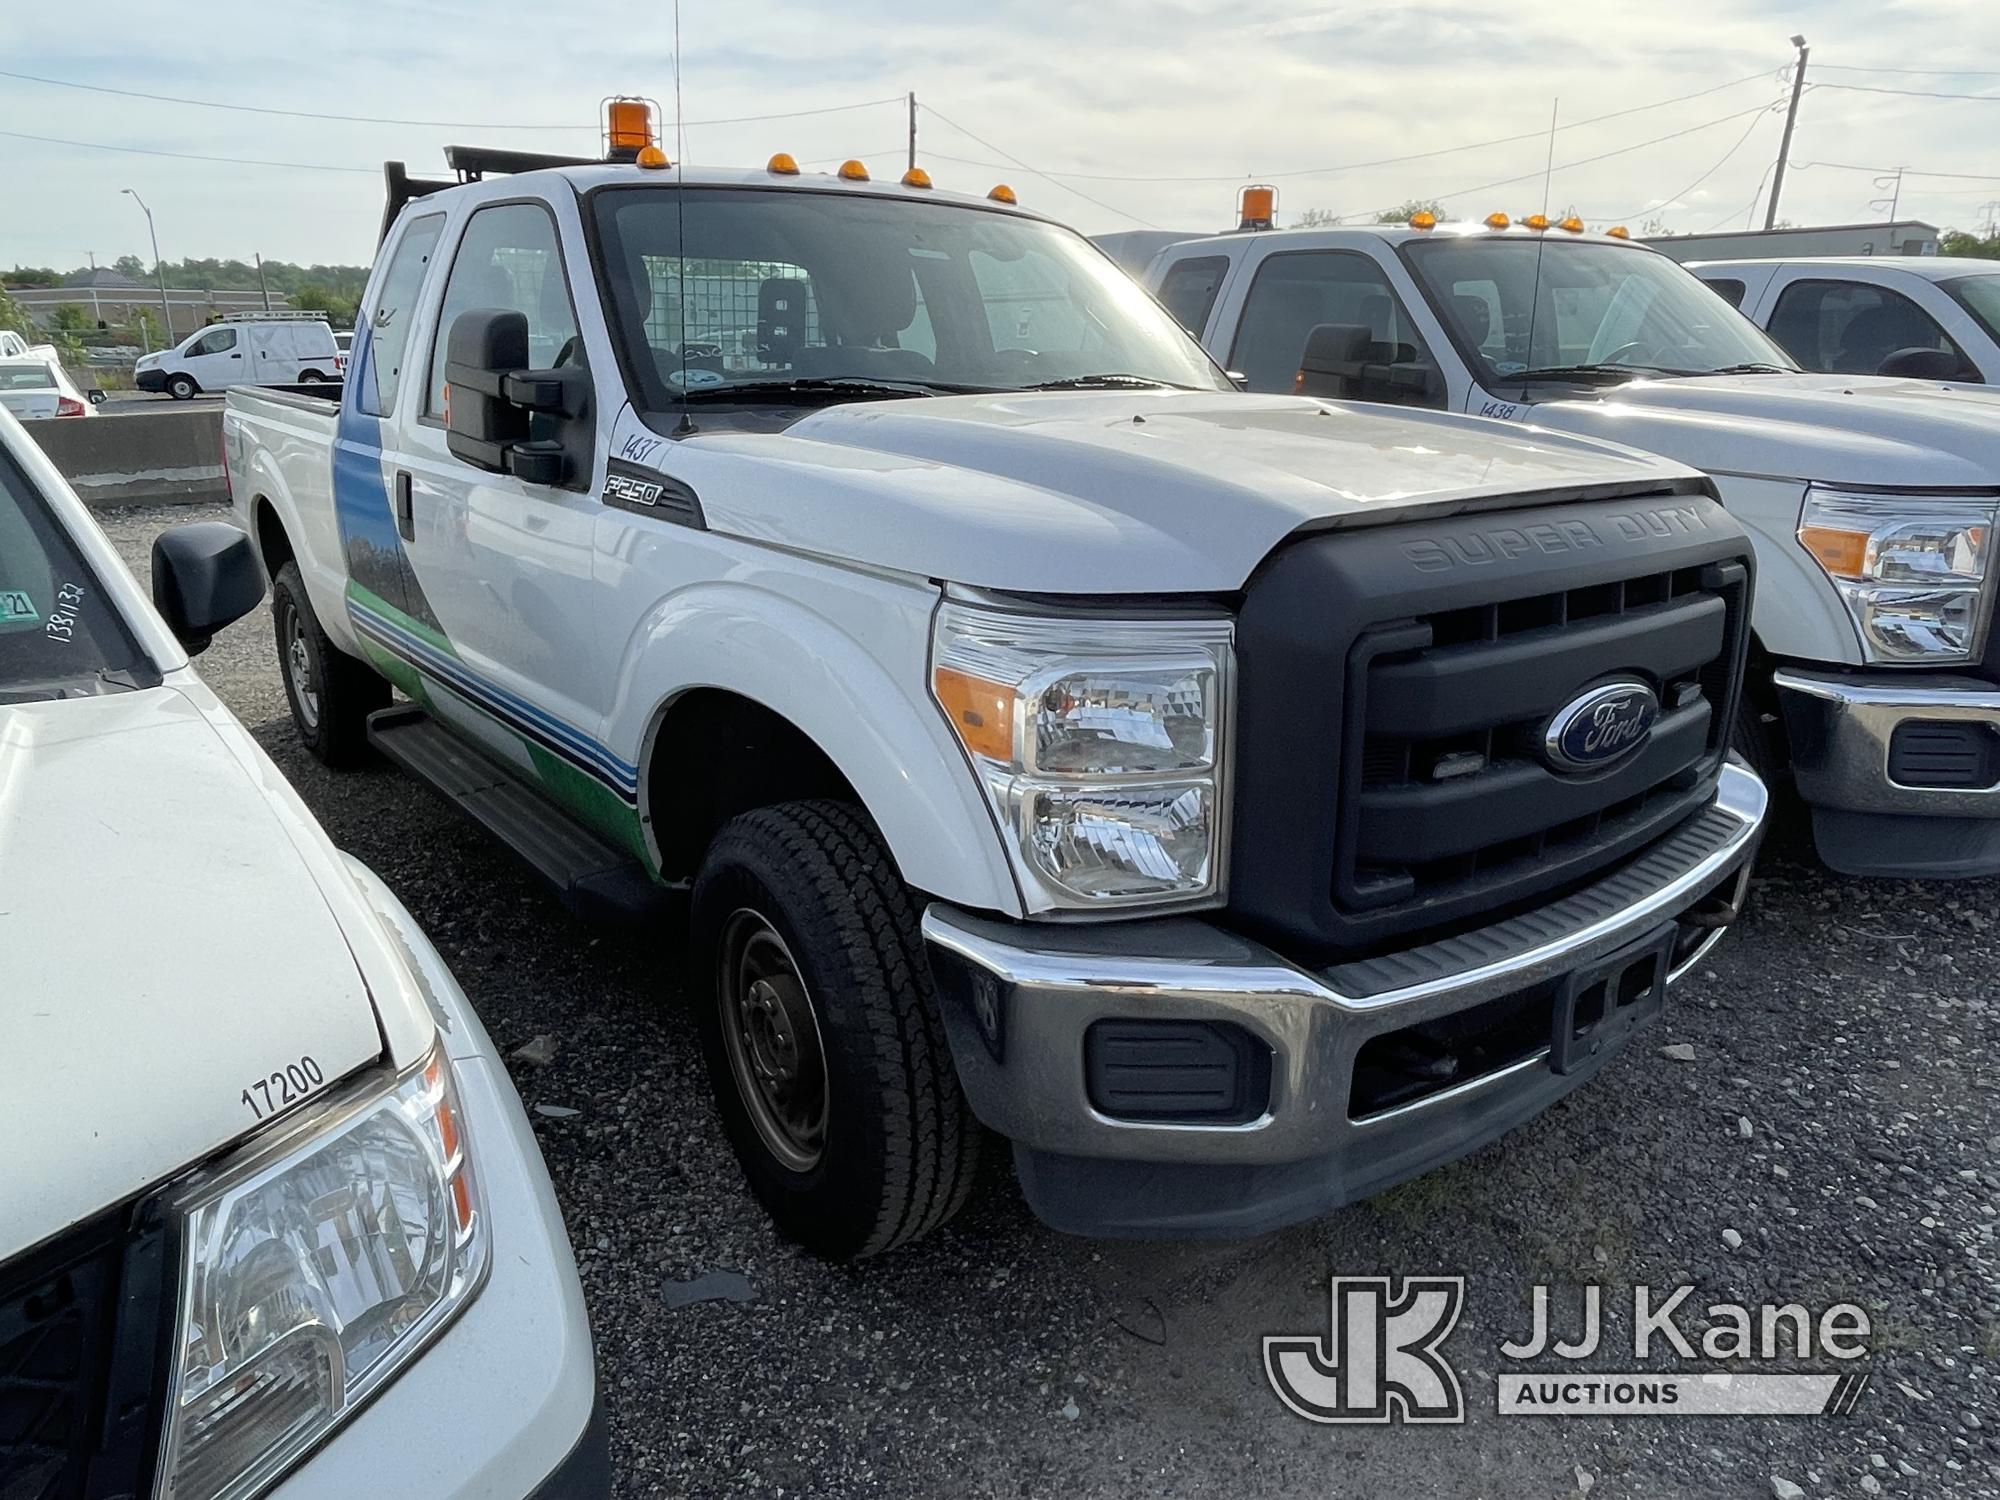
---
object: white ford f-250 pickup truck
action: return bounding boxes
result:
[0,410,604,1500]
[224,124,1767,1256]
[1135,209,2000,879]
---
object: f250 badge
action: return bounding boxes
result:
[1543,679,1659,772]
[601,459,704,528]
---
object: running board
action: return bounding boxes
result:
[366,704,670,922]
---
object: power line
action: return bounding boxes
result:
[975,68,1779,185]
[0,67,901,131]
[918,105,1163,228]
[1814,63,2000,77]
[1788,159,2000,183]
[0,126,374,173]
[1595,103,1776,222]
[1352,99,1783,222]
[1811,81,2000,103]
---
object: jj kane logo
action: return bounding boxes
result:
[1264,1277,1466,1424]
[1266,1278,1872,1423]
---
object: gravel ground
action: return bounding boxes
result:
[106,505,1997,1499]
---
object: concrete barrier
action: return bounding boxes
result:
[24,407,227,508]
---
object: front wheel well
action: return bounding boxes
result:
[646,689,864,882]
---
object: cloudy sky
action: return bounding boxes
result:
[4,0,1999,271]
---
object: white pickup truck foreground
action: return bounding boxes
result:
[1136,215,2000,878]
[0,411,604,1498]
[225,135,1768,1255]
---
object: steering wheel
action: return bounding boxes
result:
[1598,339,1670,368]
[989,347,1042,373]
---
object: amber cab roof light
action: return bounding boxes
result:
[1238,184,1277,231]
[988,183,1018,204]
[837,159,870,182]
[603,96,657,162]
[767,152,800,175]
[1407,210,1438,231]
[1484,211,1510,231]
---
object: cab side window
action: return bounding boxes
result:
[1156,255,1230,338]
[189,328,237,357]
[1767,278,1967,376]
[427,202,581,419]
[1229,250,1441,403]
[1704,277,1747,310]
[361,213,444,417]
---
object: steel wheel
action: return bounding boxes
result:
[717,909,829,1173]
[284,608,320,730]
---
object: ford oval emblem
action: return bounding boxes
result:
[1543,679,1660,773]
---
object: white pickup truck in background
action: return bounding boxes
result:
[1691,254,2000,384]
[225,129,1766,1256]
[0,410,604,1500]
[1136,212,2000,878]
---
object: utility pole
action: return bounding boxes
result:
[120,188,174,341]
[907,91,917,175]
[255,251,273,312]
[1764,34,1809,230]
[1870,167,1906,223]
[85,251,101,324]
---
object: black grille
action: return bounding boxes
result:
[1337,561,1747,928]
[1227,486,1754,961]
[0,1205,173,1500]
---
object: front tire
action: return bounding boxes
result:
[166,374,197,400]
[690,801,982,1260]
[272,561,388,767]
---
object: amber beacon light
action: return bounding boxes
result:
[1238,184,1277,230]
[603,96,658,162]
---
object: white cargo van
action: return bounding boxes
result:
[135,313,341,399]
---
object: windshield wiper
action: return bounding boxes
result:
[678,376,962,402]
[1501,363,1672,384]
[1019,373,1199,391]
[1705,362,1792,375]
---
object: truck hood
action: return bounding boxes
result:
[655,391,1700,593]
[0,687,384,1261]
[1529,373,2000,491]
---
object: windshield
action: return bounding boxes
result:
[1942,272,2000,345]
[1402,237,1795,384]
[591,187,1229,412]
[0,442,152,700]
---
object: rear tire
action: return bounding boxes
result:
[299,370,330,384]
[166,374,197,400]
[273,561,388,768]
[690,800,982,1260]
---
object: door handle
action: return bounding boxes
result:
[395,471,414,542]
[231,352,242,359]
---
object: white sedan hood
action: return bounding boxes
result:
[0,686,384,1260]
[650,391,1699,593]
[1531,373,2000,490]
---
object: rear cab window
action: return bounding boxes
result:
[360,212,444,417]
[1704,278,1747,310]
[1154,254,1231,338]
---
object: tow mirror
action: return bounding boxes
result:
[443,308,591,486]
[1295,322,1445,409]
[152,522,265,655]
[1876,346,1964,381]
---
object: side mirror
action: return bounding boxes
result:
[1226,370,1250,390]
[1876,346,1964,381]
[1295,322,1445,408]
[443,308,590,486]
[152,522,265,655]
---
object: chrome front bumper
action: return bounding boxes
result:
[922,762,1766,1237]
[1775,668,2000,817]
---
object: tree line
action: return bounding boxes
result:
[2,256,371,327]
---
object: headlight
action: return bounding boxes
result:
[157,1048,487,1500]
[1799,488,1997,663]
[932,600,1231,911]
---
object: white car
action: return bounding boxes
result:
[0,353,94,419]
[1137,212,2000,878]
[224,126,1765,1256]
[0,410,605,1499]
[135,316,342,400]
[1692,254,2000,385]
